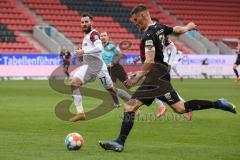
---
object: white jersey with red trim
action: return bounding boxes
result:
[82,29,105,64]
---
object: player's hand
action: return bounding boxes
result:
[187,22,197,31]
[108,64,113,68]
[124,78,138,89]
[76,49,84,55]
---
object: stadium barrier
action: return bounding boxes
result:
[33,26,61,53]
[217,40,236,55]
[179,33,207,54]
[188,31,219,54]
[33,26,75,53]
[0,54,237,79]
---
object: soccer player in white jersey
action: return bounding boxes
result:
[69,13,129,122]
[163,37,183,81]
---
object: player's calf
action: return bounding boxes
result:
[170,101,186,114]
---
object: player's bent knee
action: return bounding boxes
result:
[124,99,138,112]
[71,78,82,89]
[170,102,186,114]
[107,87,117,95]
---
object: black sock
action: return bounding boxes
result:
[233,68,239,78]
[65,71,70,78]
[111,93,120,105]
[116,112,135,145]
[184,100,218,112]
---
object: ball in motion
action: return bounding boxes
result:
[65,132,84,150]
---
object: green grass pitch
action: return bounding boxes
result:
[0,79,239,160]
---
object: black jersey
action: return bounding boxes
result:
[235,50,240,65]
[139,22,173,66]
[236,50,240,56]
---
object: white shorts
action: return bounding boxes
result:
[73,64,113,89]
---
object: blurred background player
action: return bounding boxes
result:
[163,37,183,81]
[60,47,71,79]
[152,18,183,81]
[70,13,130,122]
[100,31,131,107]
[201,58,209,79]
[233,41,240,82]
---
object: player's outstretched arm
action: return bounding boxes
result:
[173,22,197,34]
[76,49,84,56]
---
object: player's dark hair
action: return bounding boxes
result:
[130,4,148,15]
[81,12,93,20]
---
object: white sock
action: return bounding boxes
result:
[116,88,131,102]
[72,88,84,113]
[155,98,165,108]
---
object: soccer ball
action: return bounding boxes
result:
[65,132,84,150]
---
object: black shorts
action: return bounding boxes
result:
[63,61,70,69]
[235,55,240,65]
[107,64,128,83]
[235,60,240,65]
[132,63,180,106]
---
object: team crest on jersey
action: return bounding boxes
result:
[164,92,172,100]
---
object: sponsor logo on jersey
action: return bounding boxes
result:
[156,29,163,36]
[145,40,154,51]
[164,92,173,101]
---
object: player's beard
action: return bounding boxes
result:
[83,25,92,34]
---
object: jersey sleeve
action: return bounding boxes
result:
[143,34,155,53]
[84,30,103,54]
[89,30,100,43]
[162,25,173,36]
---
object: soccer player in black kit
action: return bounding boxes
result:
[99,4,237,152]
[233,42,240,82]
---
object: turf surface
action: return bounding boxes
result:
[0,79,239,160]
